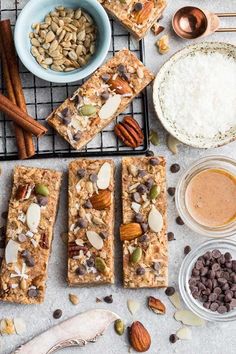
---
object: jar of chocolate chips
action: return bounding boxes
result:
[179,239,236,322]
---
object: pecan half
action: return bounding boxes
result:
[148,296,166,314]
[68,242,88,258]
[15,184,34,201]
[114,116,144,148]
[108,76,132,95]
[39,233,49,250]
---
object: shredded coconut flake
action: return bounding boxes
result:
[160,52,236,138]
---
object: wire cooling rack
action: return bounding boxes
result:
[0,0,150,161]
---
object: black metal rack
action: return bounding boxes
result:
[0,0,150,161]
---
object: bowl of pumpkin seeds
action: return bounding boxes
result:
[15,0,111,83]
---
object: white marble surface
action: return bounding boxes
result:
[1,0,236,353]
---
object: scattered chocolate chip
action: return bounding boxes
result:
[28,289,38,298]
[165,286,175,296]
[83,200,92,209]
[77,218,88,228]
[137,184,147,194]
[37,195,48,206]
[184,245,191,255]
[132,192,142,203]
[99,231,108,239]
[89,173,98,183]
[75,265,86,275]
[134,213,144,223]
[77,168,86,178]
[134,2,143,11]
[96,297,102,303]
[136,266,145,275]
[141,223,148,233]
[170,164,180,173]
[167,232,175,241]
[167,187,176,197]
[53,309,62,319]
[73,132,81,141]
[101,90,110,100]
[145,150,154,157]
[101,73,111,82]
[169,334,178,343]
[104,295,113,303]
[176,216,184,225]
[149,157,159,166]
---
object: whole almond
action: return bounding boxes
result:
[129,321,151,352]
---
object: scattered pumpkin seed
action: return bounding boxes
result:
[114,319,125,335]
[130,247,142,264]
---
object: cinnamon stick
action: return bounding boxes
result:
[0,93,47,137]
[0,19,35,159]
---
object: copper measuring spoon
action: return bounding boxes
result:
[172,6,236,39]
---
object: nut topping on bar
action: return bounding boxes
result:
[121,157,168,288]
[47,49,154,150]
[115,116,144,148]
[68,160,114,286]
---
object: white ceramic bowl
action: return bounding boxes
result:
[14,0,111,83]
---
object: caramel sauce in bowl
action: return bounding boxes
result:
[176,156,236,238]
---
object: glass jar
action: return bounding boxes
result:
[175,155,236,238]
[179,239,236,322]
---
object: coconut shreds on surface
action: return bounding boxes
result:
[160,52,236,138]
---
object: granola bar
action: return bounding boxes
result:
[0,166,62,304]
[99,0,167,40]
[68,159,114,286]
[47,49,154,150]
[121,156,168,288]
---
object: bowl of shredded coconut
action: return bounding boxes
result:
[153,42,236,148]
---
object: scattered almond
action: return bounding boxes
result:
[176,326,192,340]
[168,291,182,310]
[127,299,140,315]
[129,321,151,352]
[174,310,205,326]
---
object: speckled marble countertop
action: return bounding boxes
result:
[1,1,236,353]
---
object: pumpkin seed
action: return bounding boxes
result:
[35,184,49,196]
[79,104,96,116]
[149,130,159,146]
[149,185,160,200]
[95,257,107,273]
[130,247,142,264]
[114,319,125,336]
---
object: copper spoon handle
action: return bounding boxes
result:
[216,28,236,32]
[216,13,236,17]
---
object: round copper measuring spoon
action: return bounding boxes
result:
[172,6,236,39]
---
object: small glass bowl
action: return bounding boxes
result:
[175,155,236,238]
[179,239,236,322]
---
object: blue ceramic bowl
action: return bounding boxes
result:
[14,0,111,83]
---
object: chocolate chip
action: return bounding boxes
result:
[184,245,191,255]
[99,231,108,239]
[83,200,92,209]
[138,169,147,178]
[134,2,143,11]
[134,213,144,223]
[192,268,200,276]
[117,64,126,73]
[224,252,232,261]
[136,266,145,275]
[28,289,38,298]
[62,116,71,126]
[146,150,154,157]
[176,216,184,225]
[212,263,220,272]
[73,132,81,141]
[132,192,142,203]
[25,255,35,268]
[86,258,95,267]
[77,168,86,178]
[104,295,113,303]
[37,195,48,206]
[101,90,109,100]
[77,218,88,228]
[101,73,111,82]
[210,302,219,311]
[165,286,175,296]
[75,265,86,275]
[21,250,30,259]
[167,187,176,196]
[121,72,130,82]
[203,302,210,309]
[145,178,154,190]
[214,287,222,295]
[89,173,98,183]
[153,262,160,272]
[137,184,147,194]
[141,223,148,233]
[170,164,180,173]
[169,334,178,344]
[209,293,218,302]
[167,232,175,241]
[149,157,159,166]
[217,305,227,314]
[139,234,148,243]
[53,309,62,319]
[212,249,221,259]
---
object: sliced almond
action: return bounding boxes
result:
[148,206,163,232]
[5,240,20,264]
[99,94,121,120]
[127,299,140,315]
[0,319,15,335]
[26,203,41,232]
[86,231,104,250]
[176,326,192,340]
[174,310,205,326]
[169,291,182,310]
[167,134,181,154]
[131,202,141,214]
[14,318,26,335]
[97,162,111,190]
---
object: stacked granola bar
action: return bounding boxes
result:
[121,156,168,288]
[68,159,115,286]
[0,166,62,304]
[47,49,154,150]
[99,0,167,39]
